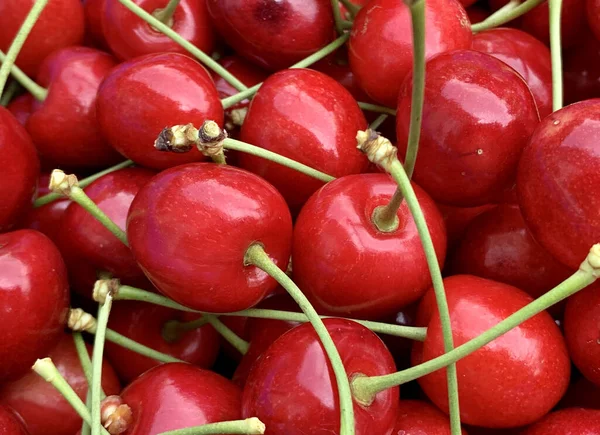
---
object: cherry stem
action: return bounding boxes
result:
[339,0,361,17]
[118,0,248,92]
[31,358,110,435]
[357,102,396,116]
[204,315,249,354]
[152,0,181,27]
[330,0,346,34]
[0,51,47,101]
[471,0,544,32]
[352,244,600,400]
[161,317,210,343]
[73,332,107,398]
[156,418,266,435]
[548,0,563,111]
[0,0,48,99]
[0,80,20,106]
[91,291,113,435]
[369,114,388,130]
[244,244,355,435]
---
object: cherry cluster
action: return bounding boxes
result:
[0,0,600,434]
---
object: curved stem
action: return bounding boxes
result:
[357,102,396,116]
[369,114,388,130]
[339,0,361,17]
[203,315,249,354]
[471,0,545,32]
[244,244,355,435]
[0,0,48,99]
[549,0,563,111]
[0,51,47,101]
[330,0,346,34]
[0,80,20,106]
[152,0,181,26]
[157,418,265,435]
[91,294,113,435]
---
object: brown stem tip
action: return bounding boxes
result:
[154,124,198,153]
[356,129,397,171]
[581,243,600,278]
[68,308,97,333]
[197,120,227,157]
[49,169,79,197]
[93,278,121,304]
[101,395,133,435]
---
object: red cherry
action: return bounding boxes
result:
[396,50,539,207]
[466,5,490,23]
[127,163,292,312]
[83,0,108,49]
[242,318,399,434]
[559,375,600,410]
[0,108,40,233]
[522,0,586,48]
[522,408,600,434]
[394,399,467,434]
[120,363,241,434]
[6,94,33,126]
[312,51,372,102]
[517,99,600,270]
[293,173,446,319]
[436,202,496,250]
[104,301,220,383]
[348,0,472,107]
[0,406,29,435]
[239,68,368,213]
[25,46,123,169]
[472,28,553,118]
[0,334,121,435]
[0,0,84,77]
[219,315,250,362]
[413,275,570,428]
[206,0,334,71]
[377,303,419,370]
[96,52,223,170]
[563,29,600,104]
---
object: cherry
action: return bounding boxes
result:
[348,0,472,107]
[242,318,399,434]
[206,0,334,71]
[0,107,40,233]
[563,28,600,104]
[83,0,109,49]
[312,50,372,102]
[0,334,121,435]
[292,173,446,320]
[559,375,600,410]
[6,94,33,126]
[96,52,223,170]
[239,68,368,213]
[104,301,220,383]
[103,0,214,61]
[394,399,467,434]
[0,406,28,435]
[522,408,600,434]
[466,5,490,23]
[396,50,539,207]
[517,99,600,270]
[436,203,496,250]
[0,0,84,77]
[25,46,123,169]
[377,303,419,370]
[413,275,570,428]
[127,163,292,312]
[219,315,250,362]
[472,28,553,118]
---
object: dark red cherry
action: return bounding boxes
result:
[436,202,496,250]
[26,46,123,169]
[239,68,368,213]
[0,0,84,77]
[466,5,490,23]
[0,108,40,233]
[293,173,446,320]
[127,163,292,312]
[559,375,600,410]
[219,315,250,362]
[242,318,399,434]
[397,50,539,207]
[521,0,586,49]
[312,51,371,102]
[564,28,600,104]
[206,0,333,71]
[83,0,108,49]
[472,28,552,118]
[413,275,570,428]
[0,406,28,435]
[377,303,419,370]
[96,52,223,170]
[394,400,467,434]
[6,94,33,126]
[120,363,241,434]
[522,408,600,434]
[517,99,600,270]
[348,0,472,107]
[104,301,220,383]
[0,334,121,435]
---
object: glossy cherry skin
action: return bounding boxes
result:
[397,50,539,207]
[517,99,600,270]
[472,28,552,118]
[103,0,214,61]
[127,163,292,312]
[6,94,33,126]
[413,275,570,428]
[0,406,28,435]
[243,318,399,435]
[26,46,123,169]
[105,301,220,383]
[239,68,368,213]
[120,363,241,435]
[96,52,223,170]
[436,203,496,250]
[0,334,121,435]
[293,173,446,320]
[348,0,472,107]
[564,29,600,104]
[522,408,600,434]
[394,400,467,434]
[0,0,84,77]
[206,0,333,71]
[0,108,40,233]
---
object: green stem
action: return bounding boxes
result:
[0,0,48,99]
[72,332,107,398]
[244,244,355,435]
[357,102,396,116]
[118,0,247,92]
[0,51,47,100]
[339,0,361,17]
[152,0,181,26]
[471,0,545,32]
[548,0,563,111]
[330,0,346,34]
[91,294,113,435]
[82,390,92,435]
[0,80,20,106]
[157,418,266,435]
[369,114,388,130]
[203,315,249,354]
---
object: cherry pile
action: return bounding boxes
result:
[1,0,600,434]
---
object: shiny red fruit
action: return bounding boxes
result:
[242,318,399,434]
[413,275,570,428]
[394,400,467,434]
[436,202,496,249]
[522,408,600,434]
[397,50,539,207]
[0,406,28,435]
[6,94,33,126]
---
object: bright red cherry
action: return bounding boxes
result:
[6,94,33,126]
[348,0,472,107]
[96,52,223,170]
[0,406,29,435]
[239,68,368,213]
[0,334,121,435]
[394,400,467,434]
[397,50,539,207]
[517,99,600,270]
[206,0,333,71]
[293,173,446,320]
[242,318,399,434]
[104,301,220,383]
[522,408,600,434]
[127,163,292,312]
[472,28,552,118]
[563,29,600,104]
[413,275,570,428]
